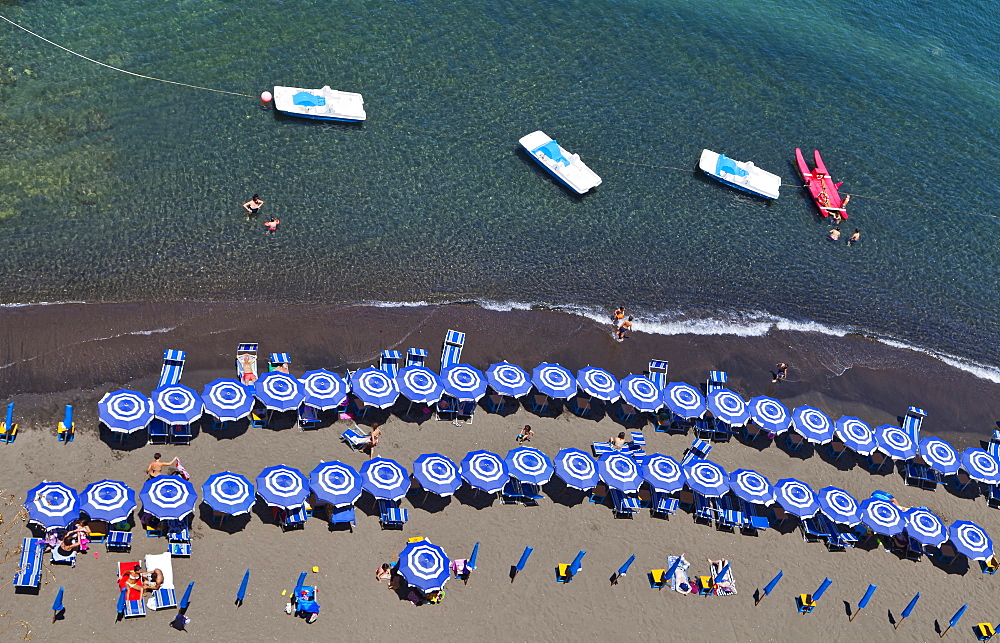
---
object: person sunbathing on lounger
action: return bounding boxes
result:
[121,564,144,593]
[708,558,733,592]
[143,568,164,593]
[238,354,258,384]
[609,432,627,450]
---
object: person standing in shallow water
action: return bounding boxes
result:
[243,194,263,218]
[616,316,633,341]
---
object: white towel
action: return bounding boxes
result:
[145,552,174,589]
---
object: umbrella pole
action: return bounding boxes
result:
[849,608,862,622]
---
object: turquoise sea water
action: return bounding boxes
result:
[1,0,998,365]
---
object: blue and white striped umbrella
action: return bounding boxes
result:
[395,366,444,405]
[460,450,509,494]
[576,366,620,402]
[918,437,961,476]
[874,424,917,460]
[682,458,730,498]
[661,382,706,419]
[961,447,1000,484]
[773,478,820,518]
[554,448,599,491]
[139,476,197,520]
[350,367,399,409]
[817,486,861,525]
[834,416,876,455]
[598,452,642,493]
[619,375,662,412]
[641,454,685,493]
[505,447,554,485]
[80,480,135,523]
[202,379,253,422]
[790,405,834,444]
[747,396,790,434]
[26,482,80,528]
[859,497,904,536]
[98,389,153,433]
[398,539,451,592]
[255,465,309,509]
[706,389,750,427]
[309,461,362,507]
[531,362,577,400]
[360,458,410,501]
[904,507,948,547]
[300,369,348,410]
[485,362,532,398]
[254,371,305,412]
[151,384,204,424]
[412,453,462,497]
[949,520,994,561]
[201,472,255,516]
[441,364,487,402]
[729,469,774,505]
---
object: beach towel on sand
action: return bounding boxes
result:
[668,555,691,593]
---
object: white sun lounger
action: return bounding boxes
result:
[146,552,177,610]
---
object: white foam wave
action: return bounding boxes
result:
[0,300,88,308]
[875,338,1000,384]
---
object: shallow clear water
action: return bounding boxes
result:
[1,0,998,362]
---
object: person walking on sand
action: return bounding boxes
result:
[516,425,534,443]
[147,453,181,478]
[847,228,860,245]
[616,316,634,341]
[612,306,625,328]
[773,363,788,383]
[243,194,263,217]
[366,423,382,458]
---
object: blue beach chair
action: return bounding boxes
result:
[106,528,133,552]
[738,498,770,532]
[717,496,744,530]
[693,492,718,525]
[158,349,186,387]
[440,329,465,370]
[406,348,428,368]
[298,404,320,429]
[707,371,728,394]
[378,499,408,529]
[1,402,17,443]
[502,478,525,505]
[147,420,169,445]
[13,538,43,589]
[340,425,370,450]
[647,360,669,390]
[686,438,713,460]
[902,406,926,443]
[651,491,679,518]
[269,353,291,372]
[592,441,614,457]
[279,505,309,531]
[589,482,609,504]
[329,506,356,531]
[57,405,74,442]
[610,489,640,517]
[379,350,402,377]
[171,422,193,445]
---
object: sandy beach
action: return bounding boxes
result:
[3,302,1000,641]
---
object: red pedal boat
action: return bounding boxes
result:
[795,148,849,220]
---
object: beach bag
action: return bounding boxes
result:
[175,459,190,481]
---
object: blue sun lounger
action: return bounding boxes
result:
[378,499,408,529]
[158,349,186,387]
[685,438,713,460]
[647,360,669,390]
[269,353,291,372]
[329,506,356,531]
[738,498,770,532]
[1,402,18,444]
[406,348,428,368]
[340,425,370,450]
[707,371,728,394]
[694,492,719,525]
[902,406,926,443]
[440,329,465,370]
[13,538,43,589]
[717,496,744,530]
[379,350,402,377]
[610,489,641,517]
[651,491,679,518]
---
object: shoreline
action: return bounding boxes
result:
[2,301,998,448]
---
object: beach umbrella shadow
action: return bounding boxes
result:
[776,438,815,461]
[816,447,858,472]
[407,492,451,514]
[198,504,251,534]
[542,479,587,507]
[99,427,147,452]
[454,486,497,510]
[202,418,249,441]
[734,432,774,453]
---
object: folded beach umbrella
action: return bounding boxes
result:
[834,416,877,455]
[485,362,532,398]
[790,405,834,444]
[773,478,820,518]
[26,482,80,528]
[412,453,462,497]
[729,468,774,505]
[598,452,642,493]
[254,371,305,412]
[202,472,255,516]
[299,369,348,410]
[918,437,961,476]
[960,447,1000,484]
[747,396,790,434]
[505,447,554,485]
[531,362,577,400]
[151,384,204,424]
[80,480,136,523]
[817,486,860,525]
[255,465,309,509]
[661,382,705,419]
[948,520,994,560]
[859,497,904,536]
[309,461,362,507]
[350,367,399,409]
[139,476,197,520]
[619,375,662,413]
[682,458,730,498]
[706,389,750,427]
[442,364,487,402]
[359,458,410,501]
[202,378,253,422]
[398,539,451,592]
[904,507,948,547]
[395,366,445,405]
[641,454,684,493]
[98,389,154,433]
[873,424,917,460]
[554,448,599,491]
[460,450,509,494]
[576,366,620,402]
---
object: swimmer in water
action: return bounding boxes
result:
[243,194,263,217]
[847,228,860,245]
[828,227,841,241]
[264,218,280,233]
